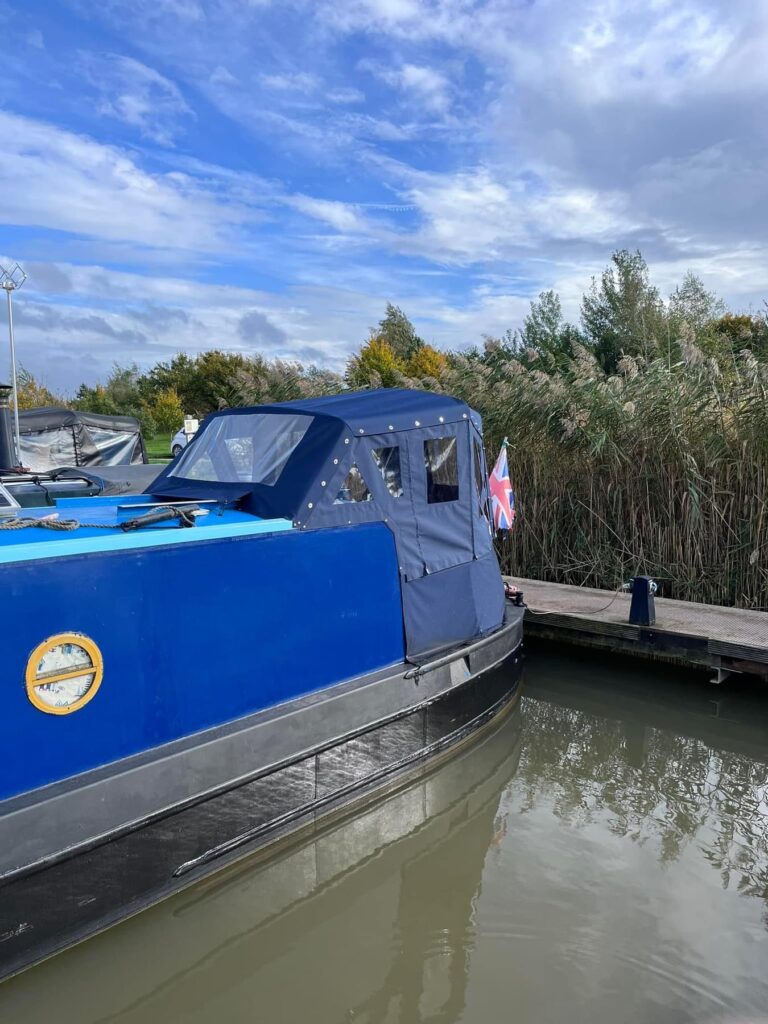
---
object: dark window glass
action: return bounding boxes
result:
[473,438,489,520]
[334,465,373,504]
[424,437,459,504]
[371,446,403,498]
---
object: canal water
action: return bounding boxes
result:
[2,647,768,1023]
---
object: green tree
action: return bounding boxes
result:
[140,353,198,406]
[74,364,155,436]
[73,383,119,416]
[377,304,424,361]
[669,272,725,334]
[581,250,666,373]
[141,351,249,416]
[517,291,583,369]
[712,312,768,359]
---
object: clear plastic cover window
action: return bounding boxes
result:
[170,413,313,485]
[18,428,77,471]
[424,437,459,504]
[371,446,403,498]
[334,465,373,503]
[87,427,139,465]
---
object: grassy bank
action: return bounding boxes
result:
[145,435,172,463]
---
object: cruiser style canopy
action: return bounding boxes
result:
[150,389,504,656]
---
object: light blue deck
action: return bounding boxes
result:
[0,496,293,565]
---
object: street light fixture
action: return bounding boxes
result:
[0,262,27,466]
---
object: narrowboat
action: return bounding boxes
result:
[0,387,524,981]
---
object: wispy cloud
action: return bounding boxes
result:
[360,60,452,113]
[80,52,195,145]
[0,111,256,253]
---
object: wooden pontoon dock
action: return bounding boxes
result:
[507,577,768,683]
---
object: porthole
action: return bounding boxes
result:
[25,633,104,715]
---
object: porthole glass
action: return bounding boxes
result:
[26,634,103,715]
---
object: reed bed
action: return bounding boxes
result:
[444,344,768,608]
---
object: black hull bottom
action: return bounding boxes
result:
[0,645,523,982]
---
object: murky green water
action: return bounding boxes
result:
[3,647,768,1023]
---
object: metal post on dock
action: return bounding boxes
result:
[627,576,656,626]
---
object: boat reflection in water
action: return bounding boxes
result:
[3,650,768,1024]
[1,668,525,1024]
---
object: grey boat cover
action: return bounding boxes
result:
[18,408,147,471]
[149,389,504,658]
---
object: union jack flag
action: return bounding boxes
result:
[489,441,515,531]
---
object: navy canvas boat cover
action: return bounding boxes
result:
[149,389,504,657]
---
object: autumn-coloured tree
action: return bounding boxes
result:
[405,344,447,381]
[143,388,184,434]
[15,368,64,410]
[345,337,406,389]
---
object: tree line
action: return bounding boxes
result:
[19,250,768,608]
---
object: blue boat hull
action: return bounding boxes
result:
[0,605,523,982]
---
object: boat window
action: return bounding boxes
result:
[371,446,403,498]
[473,438,489,520]
[424,437,459,504]
[334,465,373,504]
[169,413,313,485]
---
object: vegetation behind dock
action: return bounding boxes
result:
[22,250,768,609]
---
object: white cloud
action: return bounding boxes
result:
[361,60,452,113]
[327,87,365,104]
[288,195,368,232]
[81,53,194,145]
[320,0,426,33]
[0,111,257,252]
[375,163,638,263]
[261,71,320,92]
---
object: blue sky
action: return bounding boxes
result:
[0,0,766,393]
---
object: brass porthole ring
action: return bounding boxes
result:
[25,633,104,715]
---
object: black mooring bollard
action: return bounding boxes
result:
[628,575,656,626]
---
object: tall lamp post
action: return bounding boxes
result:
[0,262,26,466]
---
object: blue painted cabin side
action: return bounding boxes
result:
[0,520,405,801]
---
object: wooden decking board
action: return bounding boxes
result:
[506,576,768,672]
